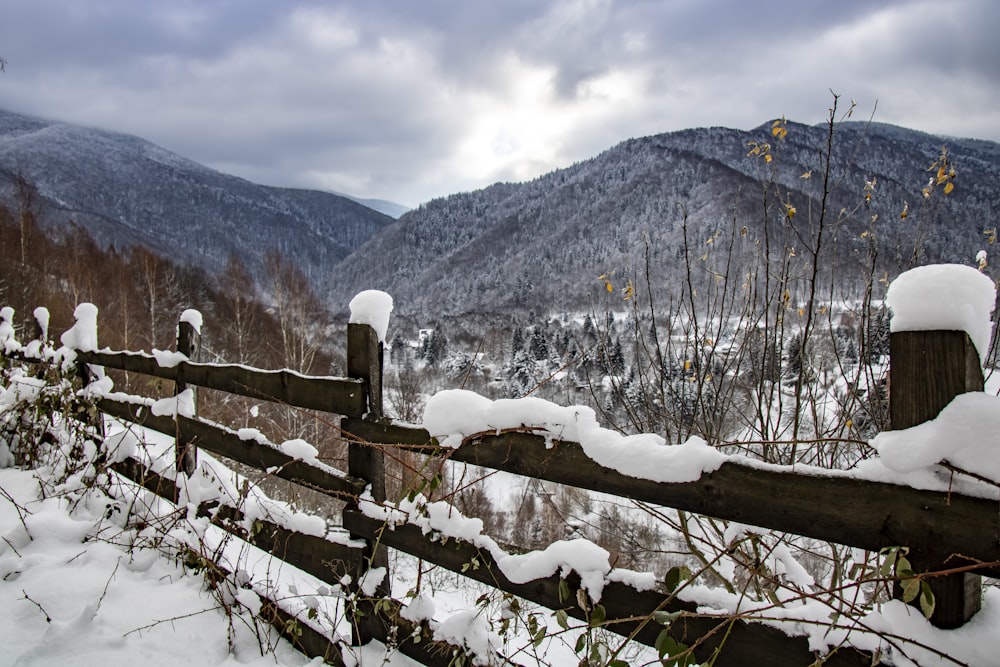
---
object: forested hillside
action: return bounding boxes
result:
[0,109,393,293]
[338,119,1000,318]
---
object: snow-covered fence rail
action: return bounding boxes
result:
[71,348,367,417]
[3,275,998,666]
[346,420,1000,586]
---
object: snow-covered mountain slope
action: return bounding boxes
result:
[3,107,997,318]
[335,121,1000,318]
[0,108,395,293]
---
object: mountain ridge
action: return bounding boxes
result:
[2,108,998,320]
[334,119,1000,318]
[0,108,397,292]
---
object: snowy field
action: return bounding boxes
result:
[0,463,324,667]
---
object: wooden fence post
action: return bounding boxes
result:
[67,308,105,437]
[175,313,200,477]
[344,322,390,644]
[889,329,983,628]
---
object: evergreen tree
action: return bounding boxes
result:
[529,327,549,361]
[582,314,596,342]
[421,329,447,366]
[511,326,525,356]
[506,349,537,398]
[390,332,409,366]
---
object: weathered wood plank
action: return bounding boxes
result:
[76,349,366,417]
[346,323,383,420]
[98,397,367,500]
[342,511,870,667]
[110,457,178,503]
[259,602,346,666]
[110,454,362,587]
[890,330,985,628]
[174,317,200,476]
[341,419,1000,576]
[343,323,390,644]
[210,505,361,586]
[890,330,984,429]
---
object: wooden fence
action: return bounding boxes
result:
[3,307,998,667]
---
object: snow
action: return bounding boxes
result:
[59,302,100,352]
[872,391,1000,482]
[180,308,204,334]
[358,566,387,597]
[33,306,49,341]
[423,389,726,483]
[0,465,316,667]
[433,609,501,666]
[348,290,393,343]
[497,539,611,600]
[150,388,196,418]
[153,348,188,367]
[361,490,653,604]
[886,264,996,362]
[278,438,319,464]
[0,306,16,354]
[400,594,436,623]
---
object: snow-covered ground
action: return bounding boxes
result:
[0,463,319,667]
[4,265,1000,666]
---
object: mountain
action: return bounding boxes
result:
[335,120,1000,318]
[0,108,395,292]
[3,107,998,321]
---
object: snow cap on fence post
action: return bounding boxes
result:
[179,308,203,336]
[59,303,99,352]
[0,307,14,351]
[886,263,995,363]
[33,307,49,342]
[349,290,393,343]
[884,264,992,629]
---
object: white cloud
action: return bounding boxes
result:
[1,0,997,205]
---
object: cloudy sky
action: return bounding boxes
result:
[1,0,997,207]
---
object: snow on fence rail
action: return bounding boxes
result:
[2,278,998,666]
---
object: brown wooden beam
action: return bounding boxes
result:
[76,349,366,417]
[99,398,367,500]
[342,419,1000,577]
[890,330,985,628]
[342,511,870,667]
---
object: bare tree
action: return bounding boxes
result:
[130,246,184,350]
[213,255,263,366]
[262,250,327,375]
